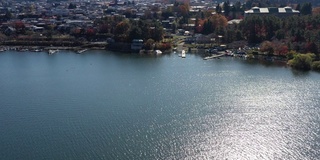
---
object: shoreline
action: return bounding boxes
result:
[0,45,106,53]
[2,47,316,72]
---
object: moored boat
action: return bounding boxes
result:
[154,50,162,55]
[48,49,59,55]
[181,50,186,58]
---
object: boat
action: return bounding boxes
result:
[181,50,186,58]
[18,48,28,52]
[48,49,58,55]
[154,50,162,55]
[31,48,42,52]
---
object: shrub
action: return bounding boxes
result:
[246,53,255,59]
[143,39,155,50]
[311,61,320,71]
[286,50,297,60]
[288,53,314,70]
[155,42,172,50]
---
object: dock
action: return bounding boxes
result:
[203,53,226,60]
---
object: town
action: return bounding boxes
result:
[0,0,320,70]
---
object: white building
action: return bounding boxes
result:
[244,6,300,18]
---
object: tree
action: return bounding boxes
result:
[312,61,320,71]
[235,30,243,41]
[129,26,142,41]
[68,3,77,9]
[288,53,315,70]
[114,20,130,42]
[161,9,173,19]
[150,26,164,42]
[143,39,155,50]
[178,4,189,17]
[202,20,213,34]
[275,29,285,40]
[245,0,253,10]
[271,40,289,55]
[278,45,289,56]
[98,24,109,33]
[223,1,230,17]
[240,15,280,43]
[86,28,95,37]
[295,4,301,11]
[14,21,26,34]
[215,26,226,42]
[4,11,12,20]
[240,15,263,43]
[115,20,130,35]
[305,42,318,53]
[209,14,228,29]
[312,7,320,15]
[195,18,205,33]
[201,14,228,35]
[300,3,312,15]
[216,4,222,14]
[123,9,133,18]
[235,1,242,12]
[260,41,274,55]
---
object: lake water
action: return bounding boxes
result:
[0,50,319,159]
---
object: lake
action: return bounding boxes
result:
[0,50,319,159]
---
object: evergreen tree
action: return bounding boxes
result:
[300,3,312,15]
[68,3,76,9]
[216,4,222,14]
[223,1,230,17]
[295,4,300,11]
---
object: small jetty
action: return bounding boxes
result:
[203,53,226,60]
[77,49,88,54]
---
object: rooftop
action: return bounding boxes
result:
[245,6,299,14]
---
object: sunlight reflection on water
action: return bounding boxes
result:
[163,68,320,159]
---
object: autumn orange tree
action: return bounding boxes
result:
[260,41,274,55]
[114,20,130,42]
[313,7,320,15]
[177,3,189,17]
[13,21,26,34]
[201,14,228,35]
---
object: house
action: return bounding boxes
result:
[32,26,44,32]
[4,26,16,36]
[131,39,144,51]
[244,6,300,18]
[227,19,242,28]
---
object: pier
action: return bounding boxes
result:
[203,52,226,60]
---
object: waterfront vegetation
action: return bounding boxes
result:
[287,51,320,71]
